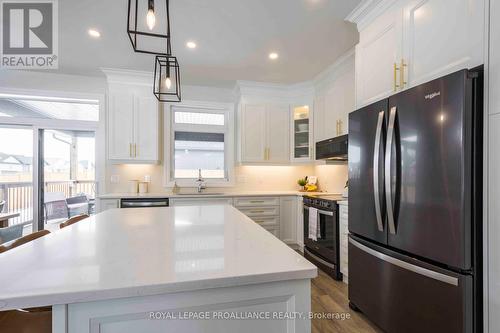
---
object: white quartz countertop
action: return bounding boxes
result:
[98,191,335,199]
[0,206,317,311]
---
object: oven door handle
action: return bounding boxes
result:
[303,206,334,216]
[304,248,336,269]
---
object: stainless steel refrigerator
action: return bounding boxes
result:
[348,69,483,333]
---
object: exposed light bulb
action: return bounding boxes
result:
[165,77,172,89]
[146,8,156,30]
[269,52,279,60]
[88,29,101,38]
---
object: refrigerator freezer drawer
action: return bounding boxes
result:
[348,236,473,333]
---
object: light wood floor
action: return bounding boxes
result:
[311,270,382,333]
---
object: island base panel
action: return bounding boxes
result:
[53,279,312,333]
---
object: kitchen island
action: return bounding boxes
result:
[0,205,317,333]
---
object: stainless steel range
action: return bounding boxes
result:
[303,194,343,280]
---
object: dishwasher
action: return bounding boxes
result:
[120,198,169,208]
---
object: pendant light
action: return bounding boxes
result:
[127,0,171,55]
[153,53,181,102]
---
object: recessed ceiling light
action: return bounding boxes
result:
[269,52,279,60]
[186,41,197,49]
[88,29,101,38]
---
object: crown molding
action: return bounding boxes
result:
[345,0,383,24]
[313,48,355,90]
[101,68,153,86]
[345,0,399,31]
[235,80,314,103]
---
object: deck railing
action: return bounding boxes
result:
[0,180,96,225]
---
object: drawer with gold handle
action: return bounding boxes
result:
[238,206,279,217]
[250,216,279,228]
[234,197,280,207]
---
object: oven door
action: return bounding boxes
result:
[303,206,338,264]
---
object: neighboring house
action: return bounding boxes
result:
[0,153,32,174]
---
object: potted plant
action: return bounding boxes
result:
[297,178,307,192]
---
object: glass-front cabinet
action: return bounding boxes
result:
[291,105,313,162]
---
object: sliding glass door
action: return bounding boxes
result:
[0,94,100,242]
[0,126,35,241]
[41,129,96,231]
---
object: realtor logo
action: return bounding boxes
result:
[1,0,58,69]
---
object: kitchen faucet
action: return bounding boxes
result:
[196,169,206,193]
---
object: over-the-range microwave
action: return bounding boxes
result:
[315,134,348,161]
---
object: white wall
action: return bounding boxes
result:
[487,0,497,331]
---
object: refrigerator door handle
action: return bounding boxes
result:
[349,237,459,286]
[373,110,385,232]
[385,106,397,234]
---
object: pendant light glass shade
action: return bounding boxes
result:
[127,0,171,55]
[153,55,181,102]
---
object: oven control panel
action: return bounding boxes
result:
[303,197,336,210]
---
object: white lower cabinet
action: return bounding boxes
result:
[234,196,281,237]
[279,196,298,248]
[169,198,233,207]
[338,202,348,283]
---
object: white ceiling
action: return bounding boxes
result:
[55,0,360,87]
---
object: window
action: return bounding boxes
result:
[174,132,225,179]
[167,104,234,186]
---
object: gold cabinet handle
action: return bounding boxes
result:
[129,143,132,157]
[400,59,407,89]
[250,210,265,214]
[267,148,270,160]
[394,63,400,91]
[338,120,343,135]
[134,144,138,157]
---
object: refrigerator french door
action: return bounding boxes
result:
[348,69,482,333]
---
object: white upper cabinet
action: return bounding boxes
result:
[134,96,159,161]
[108,92,135,160]
[240,104,266,163]
[402,0,484,88]
[314,52,355,141]
[107,85,159,163]
[355,2,403,107]
[349,0,484,108]
[291,105,313,162]
[266,104,290,163]
[239,103,290,164]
